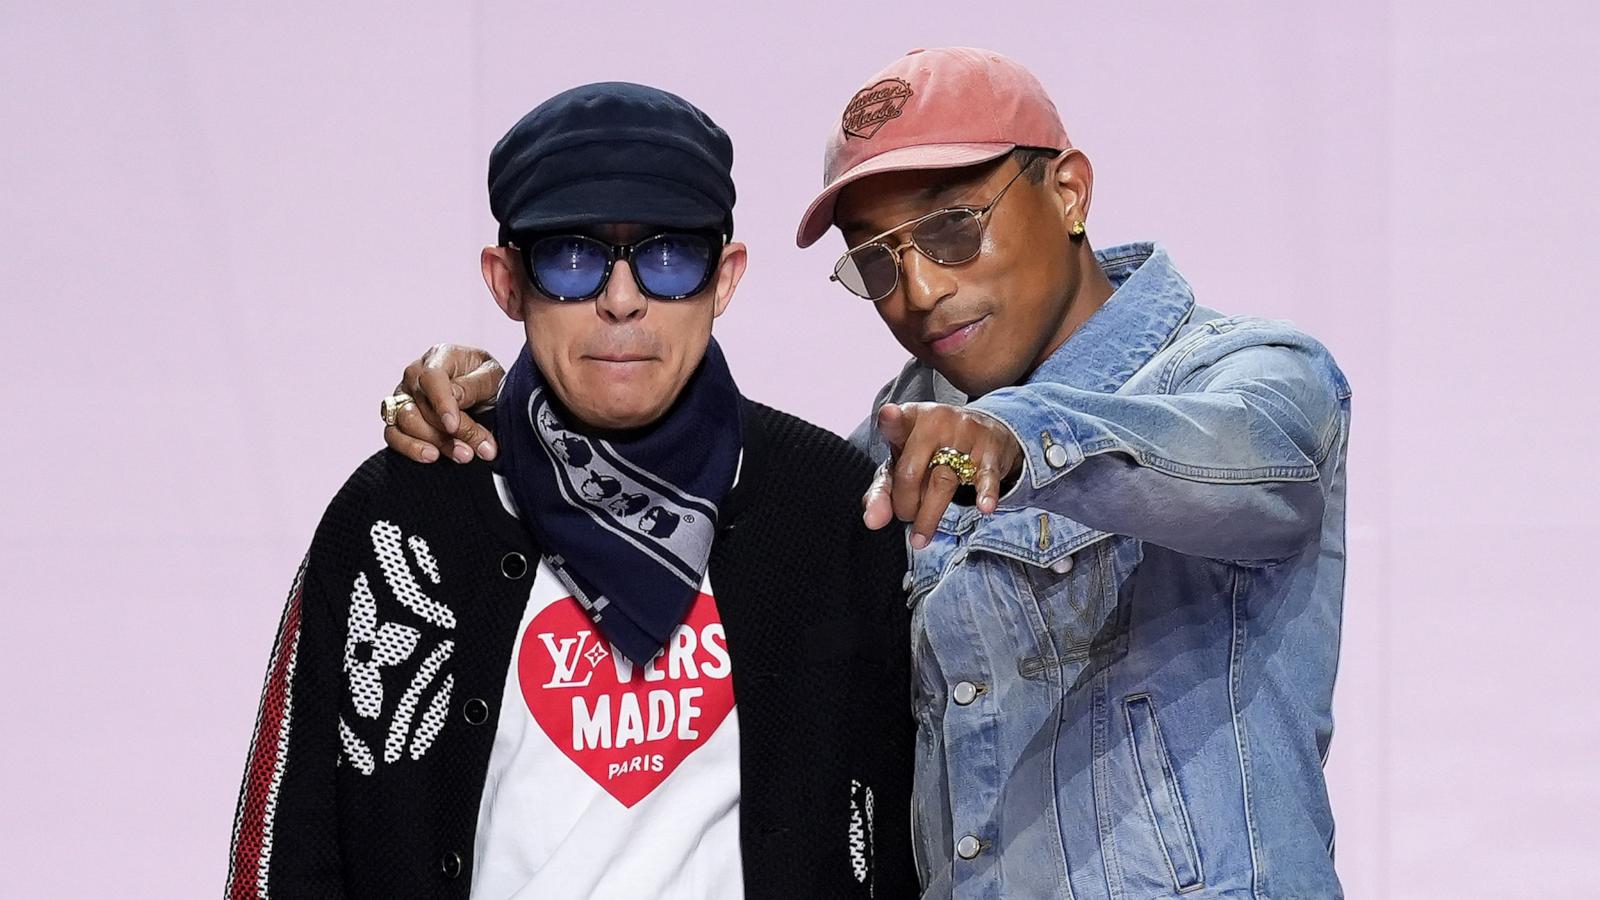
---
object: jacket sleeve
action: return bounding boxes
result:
[225,548,350,898]
[968,327,1349,563]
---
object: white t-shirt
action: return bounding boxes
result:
[471,479,743,899]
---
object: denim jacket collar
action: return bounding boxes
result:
[1028,241,1196,395]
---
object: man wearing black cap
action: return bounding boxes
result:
[225,83,916,899]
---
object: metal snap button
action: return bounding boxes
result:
[1050,556,1075,575]
[952,681,981,706]
[956,834,982,859]
[1044,443,1070,469]
[500,552,528,580]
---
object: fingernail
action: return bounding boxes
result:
[420,445,439,462]
[444,412,459,433]
[452,441,473,463]
[911,534,929,550]
[478,440,497,461]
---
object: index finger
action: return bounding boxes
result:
[876,403,911,455]
[416,365,465,435]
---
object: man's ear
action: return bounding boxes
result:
[1047,149,1095,227]
[481,246,526,322]
[710,241,748,319]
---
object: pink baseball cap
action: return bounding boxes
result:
[795,47,1072,248]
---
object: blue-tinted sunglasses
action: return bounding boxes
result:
[509,230,724,302]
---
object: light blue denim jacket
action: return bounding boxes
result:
[850,243,1351,900]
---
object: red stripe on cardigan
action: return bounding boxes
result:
[226,563,307,899]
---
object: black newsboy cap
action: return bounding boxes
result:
[488,82,735,240]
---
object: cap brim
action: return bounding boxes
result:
[794,142,1016,248]
[507,177,728,235]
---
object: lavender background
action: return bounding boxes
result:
[2,2,1596,896]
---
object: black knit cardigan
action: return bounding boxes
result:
[226,399,919,899]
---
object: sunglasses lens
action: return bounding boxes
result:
[633,233,717,299]
[912,209,983,264]
[530,236,609,300]
[836,245,899,300]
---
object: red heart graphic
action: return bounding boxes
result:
[517,593,735,808]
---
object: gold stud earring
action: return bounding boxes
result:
[1070,219,1087,237]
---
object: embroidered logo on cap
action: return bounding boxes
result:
[842,78,914,140]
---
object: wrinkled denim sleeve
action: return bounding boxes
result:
[968,324,1349,563]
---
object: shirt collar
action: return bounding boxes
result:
[1025,241,1195,393]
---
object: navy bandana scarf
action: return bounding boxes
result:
[493,340,742,665]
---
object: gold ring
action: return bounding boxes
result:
[928,447,978,486]
[380,392,415,426]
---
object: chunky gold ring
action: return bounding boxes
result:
[380,392,415,426]
[928,447,978,486]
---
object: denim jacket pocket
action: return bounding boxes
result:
[1124,693,1205,893]
[1011,537,1129,681]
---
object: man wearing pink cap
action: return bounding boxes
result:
[387,48,1350,899]
[805,47,1349,900]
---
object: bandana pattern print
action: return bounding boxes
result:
[531,389,716,591]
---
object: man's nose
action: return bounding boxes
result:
[595,260,648,322]
[899,248,957,312]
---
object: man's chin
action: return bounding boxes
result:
[926,363,1001,400]
[568,398,670,434]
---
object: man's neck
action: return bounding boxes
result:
[1029,246,1118,379]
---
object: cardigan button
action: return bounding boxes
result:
[463,698,490,725]
[500,552,528,580]
[439,850,463,879]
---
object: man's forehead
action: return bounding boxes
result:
[835,164,999,237]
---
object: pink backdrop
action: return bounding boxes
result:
[3,2,1595,896]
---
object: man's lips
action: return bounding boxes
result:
[922,315,989,355]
